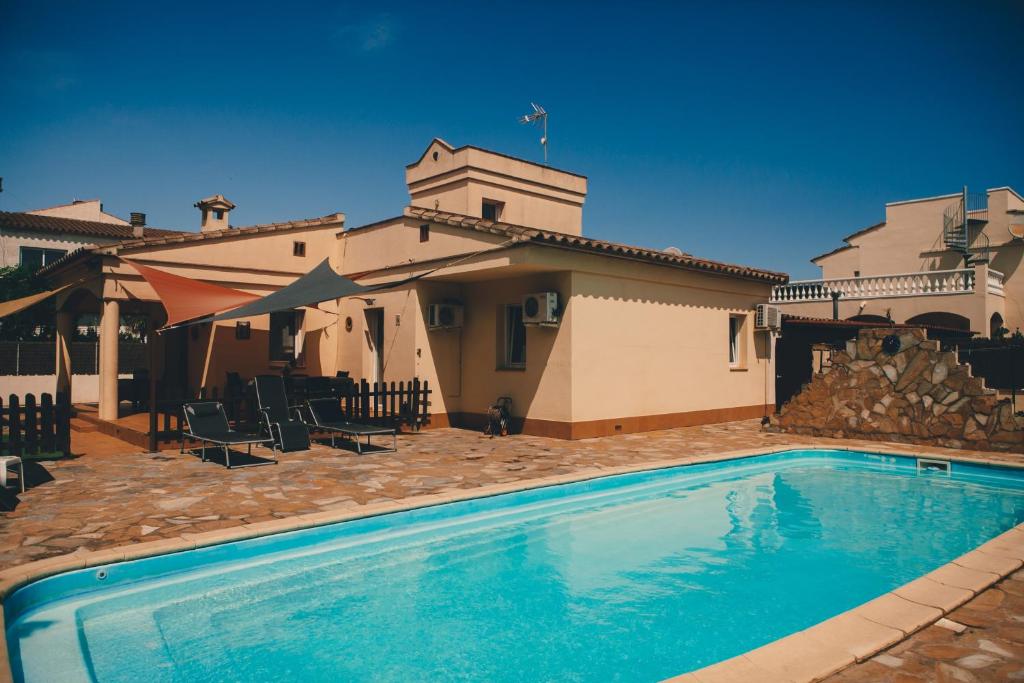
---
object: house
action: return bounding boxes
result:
[37,140,786,437]
[333,139,785,438]
[0,200,181,270]
[772,187,1024,337]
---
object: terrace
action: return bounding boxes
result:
[2,420,1023,681]
[770,264,1005,335]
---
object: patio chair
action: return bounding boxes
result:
[304,398,397,455]
[254,375,311,452]
[0,456,25,493]
[181,401,277,469]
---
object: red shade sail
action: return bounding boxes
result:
[124,260,260,329]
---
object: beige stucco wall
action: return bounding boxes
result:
[27,199,128,225]
[569,266,774,424]
[339,217,511,275]
[405,140,587,235]
[0,230,115,269]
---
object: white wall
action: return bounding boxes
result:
[0,373,129,403]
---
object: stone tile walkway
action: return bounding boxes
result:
[3,419,1023,681]
[827,569,1024,682]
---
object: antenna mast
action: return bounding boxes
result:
[519,103,548,164]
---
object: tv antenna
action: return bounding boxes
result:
[519,102,548,164]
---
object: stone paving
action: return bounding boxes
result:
[827,569,1024,682]
[3,419,1024,681]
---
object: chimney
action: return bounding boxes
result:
[194,194,236,232]
[130,212,146,238]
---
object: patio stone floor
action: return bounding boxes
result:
[3,418,1024,681]
[827,569,1024,682]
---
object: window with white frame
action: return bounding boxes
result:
[503,304,526,368]
[20,247,67,271]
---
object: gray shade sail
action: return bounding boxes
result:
[175,258,416,328]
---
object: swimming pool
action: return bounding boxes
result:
[6,449,1024,682]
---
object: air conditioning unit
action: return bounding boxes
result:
[427,303,464,330]
[754,303,782,330]
[523,292,559,325]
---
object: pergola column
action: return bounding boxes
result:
[98,298,120,420]
[55,310,74,400]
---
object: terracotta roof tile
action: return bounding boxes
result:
[0,211,183,241]
[405,207,788,284]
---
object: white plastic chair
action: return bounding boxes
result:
[0,456,25,493]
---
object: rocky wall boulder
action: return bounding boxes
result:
[771,328,1024,453]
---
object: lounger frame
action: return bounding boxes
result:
[181,402,277,469]
[303,400,398,455]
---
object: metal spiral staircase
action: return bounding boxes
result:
[943,186,990,265]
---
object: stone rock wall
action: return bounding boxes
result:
[771,328,1024,453]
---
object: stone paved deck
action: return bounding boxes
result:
[827,569,1024,682]
[3,419,1023,681]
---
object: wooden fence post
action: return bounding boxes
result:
[56,391,71,457]
[8,395,22,457]
[40,393,56,454]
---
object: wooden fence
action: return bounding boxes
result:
[340,379,432,429]
[1,392,71,457]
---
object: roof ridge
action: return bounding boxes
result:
[405,207,788,283]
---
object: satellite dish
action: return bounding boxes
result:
[1009,223,1024,240]
[663,246,684,256]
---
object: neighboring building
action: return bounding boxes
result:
[0,200,181,271]
[772,187,1024,337]
[39,196,346,419]
[39,140,786,437]
[334,139,785,438]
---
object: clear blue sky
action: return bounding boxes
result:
[1,1,1021,278]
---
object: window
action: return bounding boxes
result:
[19,247,67,271]
[215,210,224,220]
[502,305,526,368]
[482,200,503,221]
[419,224,430,242]
[853,270,861,277]
[269,311,298,362]
[728,315,741,366]
[293,241,306,257]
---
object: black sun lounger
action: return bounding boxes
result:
[181,401,277,468]
[305,398,397,455]
[254,375,311,452]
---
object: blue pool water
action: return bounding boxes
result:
[6,449,1024,682]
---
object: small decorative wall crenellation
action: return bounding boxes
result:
[771,328,1024,452]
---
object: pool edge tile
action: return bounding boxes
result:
[852,593,942,636]
[742,630,855,682]
[687,654,795,683]
[925,563,1000,593]
[804,612,904,662]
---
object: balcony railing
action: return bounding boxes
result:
[771,268,986,304]
[988,269,1005,296]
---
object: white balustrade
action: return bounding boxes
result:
[771,268,978,303]
[988,269,1005,296]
